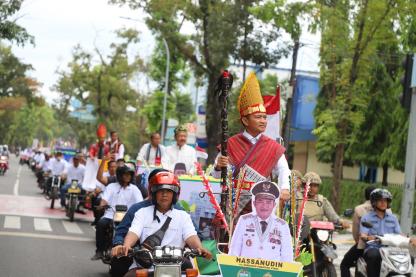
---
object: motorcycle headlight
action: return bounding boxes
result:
[173,247,182,258]
[163,246,172,255]
[316,230,330,242]
[391,260,409,272]
[155,247,163,258]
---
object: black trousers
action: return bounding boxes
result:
[340,243,363,277]
[364,248,381,277]
[92,196,104,224]
[96,217,113,252]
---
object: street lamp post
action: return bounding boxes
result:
[160,38,170,145]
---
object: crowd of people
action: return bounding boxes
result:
[18,72,416,277]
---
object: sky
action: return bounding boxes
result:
[10,0,320,103]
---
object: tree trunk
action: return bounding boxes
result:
[332,143,344,212]
[382,162,388,186]
[206,73,221,164]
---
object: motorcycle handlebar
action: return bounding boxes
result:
[183,248,203,258]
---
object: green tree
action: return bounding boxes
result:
[142,90,194,133]
[0,0,34,45]
[313,0,415,210]
[110,0,289,161]
[54,28,146,150]
[0,44,40,100]
[6,103,58,147]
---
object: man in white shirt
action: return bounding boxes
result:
[136,133,168,167]
[229,181,293,262]
[92,165,143,260]
[114,171,211,276]
[165,126,197,175]
[46,152,67,194]
[60,155,85,208]
[108,131,125,161]
[50,152,67,176]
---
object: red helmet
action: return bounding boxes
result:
[149,171,180,204]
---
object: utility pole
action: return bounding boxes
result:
[282,39,300,148]
[400,53,416,234]
[160,38,170,145]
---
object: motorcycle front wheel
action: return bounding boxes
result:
[67,196,76,222]
[320,262,337,277]
[50,187,58,209]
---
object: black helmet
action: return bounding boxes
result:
[364,186,377,201]
[116,165,135,184]
[370,188,392,209]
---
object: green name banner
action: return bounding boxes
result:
[217,254,303,277]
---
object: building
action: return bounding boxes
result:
[290,75,404,185]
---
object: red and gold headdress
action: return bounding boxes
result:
[237,72,266,117]
[96,124,107,139]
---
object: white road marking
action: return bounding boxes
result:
[4,216,21,229]
[34,218,52,232]
[0,231,93,242]
[13,166,22,196]
[62,221,83,234]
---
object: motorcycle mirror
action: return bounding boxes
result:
[343,209,354,217]
[361,221,373,228]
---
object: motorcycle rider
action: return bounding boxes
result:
[340,186,376,277]
[114,170,211,277]
[91,165,143,261]
[360,188,401,277]
[60,154,85,210]
[300,172,349,228]
[97,154,148,199]
[110,168,183,277]
[47,152,67,193]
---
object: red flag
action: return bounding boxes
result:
[262,87,281,140]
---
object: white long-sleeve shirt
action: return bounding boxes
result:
[64,164,85,185]
[49,158,67,176]
[213,130,290,190]
[136,143,168,167]
[165,144,197,175]
[110,142,125,160]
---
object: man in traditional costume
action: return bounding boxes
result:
[213,72,290,215]
[89,124,110,160]
[84,124,111,192]
[108,130,125,161]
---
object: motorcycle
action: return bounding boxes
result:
[355,221,414,277]
[0,156,8,176]
[48,175,62,209]
[128,246,201,277]
[65,179,82,222]
[40,171,50,194]
[301,220,343,277]
[101,205,128,264]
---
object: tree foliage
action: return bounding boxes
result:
[110,0,290,161]
[313,0,416,209]
[0,44,40,100]
[54,28,146,151]
[0,0,34,45]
